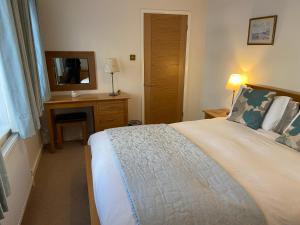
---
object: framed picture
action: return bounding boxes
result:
[247,15,277,45]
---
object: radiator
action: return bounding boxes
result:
[2,135,33,225]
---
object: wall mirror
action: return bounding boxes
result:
[45,51,97,91]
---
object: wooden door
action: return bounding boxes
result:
[144,13,188,124]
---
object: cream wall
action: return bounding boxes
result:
[23,132,43,176]
[202,0,300,111]
[37,0,207,121]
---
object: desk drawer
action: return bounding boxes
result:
[95,113,126,131]
[96,101,125,114]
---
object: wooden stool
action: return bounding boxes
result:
[55,112,88,148]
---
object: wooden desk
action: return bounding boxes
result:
[44,93,129,152]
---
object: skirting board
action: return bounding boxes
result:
[84,145,101,225]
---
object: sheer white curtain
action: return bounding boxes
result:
[0,0,50,139]
[0,57,10,138]
[29,0,51,102]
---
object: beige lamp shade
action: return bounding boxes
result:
[104,58,120,73]
[226,74,245,91]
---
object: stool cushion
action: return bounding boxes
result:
[55,112,87,123]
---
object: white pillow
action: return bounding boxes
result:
[261,96,291,131]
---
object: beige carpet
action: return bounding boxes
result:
[22,141,90,225]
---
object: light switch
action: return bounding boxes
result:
[130,54,136,61]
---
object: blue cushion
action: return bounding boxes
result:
[276,113,300,152]
[227,88,276,130]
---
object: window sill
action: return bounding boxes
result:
[0,128,11,148]
[1,133,18,158]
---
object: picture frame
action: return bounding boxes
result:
[247,15,278,45]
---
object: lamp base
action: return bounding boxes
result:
[231,90,236,106]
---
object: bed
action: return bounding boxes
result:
[85,84,300,225]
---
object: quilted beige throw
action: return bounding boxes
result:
[106,124,266,225]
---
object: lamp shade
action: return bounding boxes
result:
[226,74,245,91]
[104,58,120,73]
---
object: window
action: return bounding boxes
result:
[0,54,11,144]
[0,0,50,140]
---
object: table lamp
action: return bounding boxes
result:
[226,74,245,105]
[104,58,120,96]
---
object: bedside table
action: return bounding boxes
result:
[203,108,230,119]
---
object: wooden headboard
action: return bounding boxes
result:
[247,84,300,102]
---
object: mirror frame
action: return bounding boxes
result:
[45,51,97,91]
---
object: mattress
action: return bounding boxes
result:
[88,118,300,225]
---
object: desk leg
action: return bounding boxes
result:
[46,107,56,153]
[92,105,98,132]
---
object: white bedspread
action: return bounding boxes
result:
[89,132,135,225]
[88,118,300,225]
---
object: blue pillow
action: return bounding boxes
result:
[276,113,300,152]
[227,88,276,129]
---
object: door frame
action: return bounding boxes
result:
[141,9,192,123]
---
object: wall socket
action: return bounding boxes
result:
[130,54,136,61]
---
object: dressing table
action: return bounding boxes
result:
[44,51,129,152]
[45,93,129,152]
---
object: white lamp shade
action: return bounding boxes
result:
[226,74,246,91]
[104,58,120,73]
